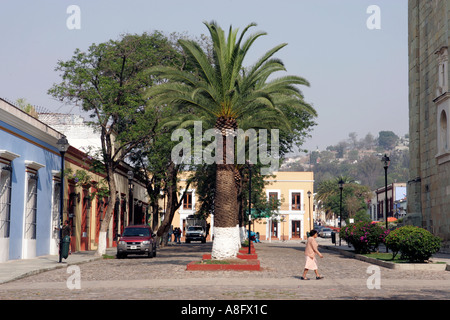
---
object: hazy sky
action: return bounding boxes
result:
[0,0,408,153]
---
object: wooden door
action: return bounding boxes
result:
[292,220,301,238]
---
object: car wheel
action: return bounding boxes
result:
[153,244,157,257]
[148,249,154,258]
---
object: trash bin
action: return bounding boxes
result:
[62,235,70,259]
[331,231,336,244]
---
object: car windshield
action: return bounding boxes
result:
[322,228,331,232]
[123,228,150,237]
[188,226,203,231]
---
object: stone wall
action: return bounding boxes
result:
[408,0,450,252]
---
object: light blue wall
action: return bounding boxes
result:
[0,119,61,260]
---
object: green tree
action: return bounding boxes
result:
[48,31,184,255]
[378,131,399,150]
[316,176,371,223]
[145,21,316,259]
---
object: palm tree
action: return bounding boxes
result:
[145,21,316,259]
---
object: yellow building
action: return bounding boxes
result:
[171,171,314,242]
[252,171,314,241]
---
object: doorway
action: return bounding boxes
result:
[292,220,301,238]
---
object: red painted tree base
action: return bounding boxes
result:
[239,247,256,254]
[202,253,258,260]
[187,245,260,271]
[186,259,260,271]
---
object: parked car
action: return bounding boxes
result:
[314,225,325,232]
[117,225,157,258]
[319,228,332,238]
[185,225,206,243]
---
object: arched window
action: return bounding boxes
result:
[440,110,448,152]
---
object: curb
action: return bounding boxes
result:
[321,245,449,271]
[186,259,260,271]
[0,254,104,285]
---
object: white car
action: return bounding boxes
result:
[319,228,332,238]
[185,226,206,243]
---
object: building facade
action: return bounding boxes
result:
[62,146,149,253]
[370,183,407,221]
[38,112,150,253]
[408,0,450,251]
[0,99,150,262]
[0,98,63,262]
[172,171,314,241]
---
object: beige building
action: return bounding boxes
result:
[172,171,314,241]
[408,1,450,251]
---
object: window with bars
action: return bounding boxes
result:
[0,164,12,238]
[52,179,61,239]
[25,171,38,239]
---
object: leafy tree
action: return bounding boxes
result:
[48,31,184,255]
[15,98,38,118]
[378,131,399,150]
[145,21,316,259]
[316,176,371,223]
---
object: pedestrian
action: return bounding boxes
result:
[62,220,71,238]
[56,220,71,256]
[301,229,324,280]
[177,228,182,244]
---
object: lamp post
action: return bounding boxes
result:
[56,136,69,263]
[338,178,344,246]
[247,161,252,254]
[307,191,312,232]
[127,170,134,226]
[382,154,390,252]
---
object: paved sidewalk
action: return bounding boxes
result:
[319,239,450,270]
[0,248,117,284]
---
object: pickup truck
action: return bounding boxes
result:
[185,226,206,243]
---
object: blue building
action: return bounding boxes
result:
[0,98,64,262]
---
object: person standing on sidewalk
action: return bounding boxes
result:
[301,229,324,280]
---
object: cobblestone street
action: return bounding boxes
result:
[0,239,449,301]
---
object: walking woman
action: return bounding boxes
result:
[301,229,324,280]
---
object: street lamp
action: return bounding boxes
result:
[307,191,312,231]
[246,160,252,254]
[382,154,390,252]
[338,178,344,246]
[127,170,134,226]
[56,136,69,263]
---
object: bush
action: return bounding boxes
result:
[385,226,442,262]
[340,221,389,254]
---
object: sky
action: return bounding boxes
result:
[0,0,408,153]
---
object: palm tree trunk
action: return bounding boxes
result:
[211,124,240,259]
